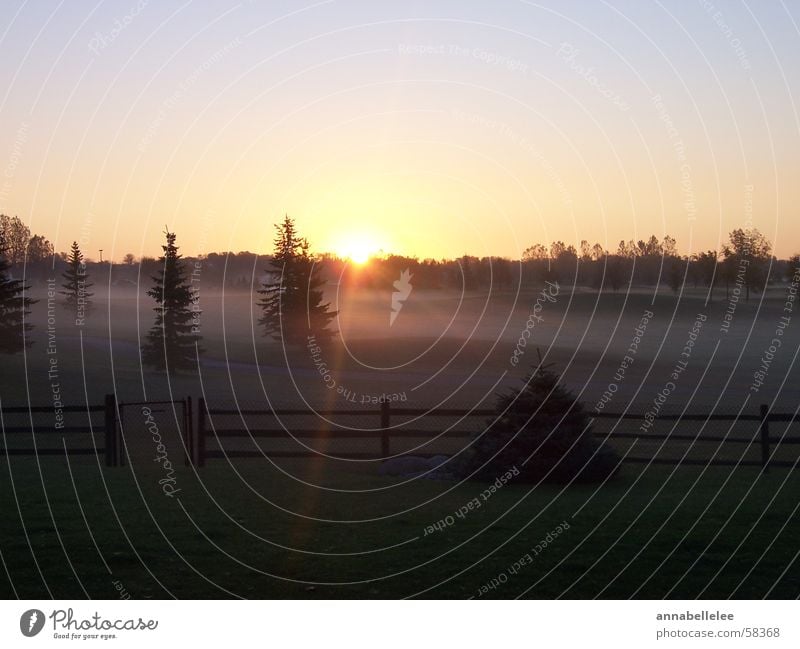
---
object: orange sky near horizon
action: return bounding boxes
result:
[1,2,798,261]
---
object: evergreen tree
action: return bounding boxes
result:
[0,231,36,353]
[141,230,202,374]
[457,363,619,484]
[258,216,337,345]
[60,241,93,318]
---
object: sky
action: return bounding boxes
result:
[0,0,798,261]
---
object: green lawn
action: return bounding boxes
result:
[0,457,798,599]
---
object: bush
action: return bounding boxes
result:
[457,364,619,484]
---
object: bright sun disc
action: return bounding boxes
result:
[337,236,379,264]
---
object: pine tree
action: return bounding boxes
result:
[141,230,202,374]
[257,216,337,345]
[60,241,93,319]
[457,362,619,484]
[0,231,36,353]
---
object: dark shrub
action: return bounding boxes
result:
[457,364,619,484]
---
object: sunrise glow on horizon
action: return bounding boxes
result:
[329,233,382,264]
[1,2,798,261]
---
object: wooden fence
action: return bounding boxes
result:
[3,396,797,472]
[194,399,497,466]
[0,394,120,466]
[592,405,799,469]
[193,399,800,470]
[118,397,192,467]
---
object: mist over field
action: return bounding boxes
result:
[8,280,798,413]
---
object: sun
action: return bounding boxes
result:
[335,235,381,264]
[351,250,371,264]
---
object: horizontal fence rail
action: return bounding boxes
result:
[0,395,120,466]
[3,396,798,472]
[194,400,800,471]
[194,400,497,465]
[591,404,798,470]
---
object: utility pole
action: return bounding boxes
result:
[99,249,103,263]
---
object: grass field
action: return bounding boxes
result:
[1,457,798,599]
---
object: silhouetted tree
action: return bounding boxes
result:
[60,241,93,318]
[579,240,592,262]
[0,231,36,353]
[491,257,513,290]
[522,243,548,261]
[722,228,772,301]
[459,255,478,291]
[0,215,30,264]
[605,255,627,292]
[258,216,337,345]
[667,258,684,294]
[591,243,606,261]
[456,362,619,484]
[786,254,800,281]
[141,230,202,374]
[662,235,677,257]
[549,241,577,284]
[27,234,54,262]
[694,250,719,301]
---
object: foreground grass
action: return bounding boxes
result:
[0,456,797,599]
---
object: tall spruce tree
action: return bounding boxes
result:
[141,230,202,374]
[60,241,93,319]
[0,231,36,353]
[257,215,337,345]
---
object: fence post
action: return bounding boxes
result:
[184,396,193,467]
[759,403,770,471]
[197,398,206,467]
[104,394,117,467]
[380,400,390,457]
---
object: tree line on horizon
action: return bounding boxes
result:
[2,213,799,373]
[2,212,795,294]
[318,229,794,303]
[0,211,794,293]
